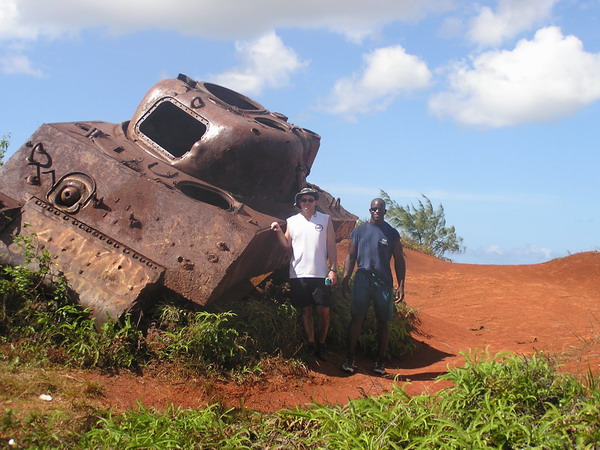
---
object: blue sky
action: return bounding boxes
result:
[1,0,599,265]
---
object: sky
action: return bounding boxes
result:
[1,0,599,265]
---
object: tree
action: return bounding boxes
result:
[0,134,9,166]
[380,190,465,260]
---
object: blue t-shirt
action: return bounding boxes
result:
[350,221,400,286]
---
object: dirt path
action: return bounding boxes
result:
[88,248,600,413]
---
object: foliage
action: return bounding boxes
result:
[0,133,8,166]
[209,292,305,358]
[1,234,144,370]
[219,270,417,361]
[147,307,247,372]
[2,351,598,448]
[1,240,415,377]
[326,270,416,359]
[285,351,600,448]
[380,190,465,260]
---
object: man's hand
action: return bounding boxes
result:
[270,222,281,232]
[394,286,405,304]
[328,270,338,286]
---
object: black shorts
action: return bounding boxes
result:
[289,278,332,308]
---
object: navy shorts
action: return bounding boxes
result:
[289,278,332,308]
[351,271,394,322]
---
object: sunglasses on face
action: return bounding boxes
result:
[370,207,385,212]
[300,198,315,203]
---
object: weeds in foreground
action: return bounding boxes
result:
[2,352,597,448]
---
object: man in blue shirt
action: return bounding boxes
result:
[341,198,406,375]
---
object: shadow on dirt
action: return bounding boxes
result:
[304,338,453,381]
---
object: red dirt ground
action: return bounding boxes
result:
[89,245,600,413]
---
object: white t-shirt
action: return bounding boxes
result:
[287,211,330,278]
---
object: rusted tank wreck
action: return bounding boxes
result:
[0,74,357,322]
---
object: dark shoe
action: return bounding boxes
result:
[342,358,355,374]
[316,343,328,361]
[373,360,386,376]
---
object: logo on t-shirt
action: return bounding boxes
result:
[380,238,389,246]
[315,224,323,231]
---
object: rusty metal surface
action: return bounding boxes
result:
[0,74,357,322]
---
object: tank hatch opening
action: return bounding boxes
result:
[176,181,233,210]
[254,117,288,131]
[139,101,207,158]
[203,83,263,111]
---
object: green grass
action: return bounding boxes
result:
[2,352,598,448]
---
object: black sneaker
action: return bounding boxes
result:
[342,358,355,374]
[316,343,328,361]
[373,360,386,376]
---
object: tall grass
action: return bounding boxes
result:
[210,271,417,361]
[0,235,144,370]
[1,241,415,376]
[2,351,597,448]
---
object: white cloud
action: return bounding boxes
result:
[0,0,456,42]
[210,32,307,96]
[327,184,557,204]
[457,243,559,265]
[429,26,600,127]
[0,52,43,76]
[514,244,555,261]
[322,45,432,119]
[486,243,556,262]
[482,244,507,256]
[468,0,558,47]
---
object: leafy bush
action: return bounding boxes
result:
[0,232,144,370]
[0,133,8,166]
[328,271,417,359]
[281,351,600,448]
[148,308,246,371]
[380,190,465,260]
[209,294,304,357]
[431,350,600,447]
[52,352,600,448]
[209,272,416,361]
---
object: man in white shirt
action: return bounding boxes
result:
[271,187,337,360]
